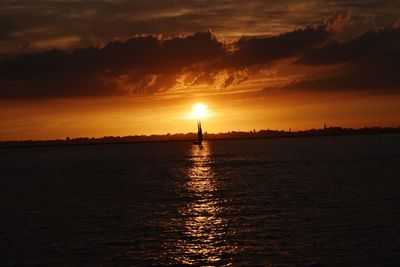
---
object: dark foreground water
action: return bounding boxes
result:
[1,135,400,266]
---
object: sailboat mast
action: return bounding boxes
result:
[197,120,203,142]
[193,120,203,146]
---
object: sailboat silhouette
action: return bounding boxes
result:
[193,121,203,147]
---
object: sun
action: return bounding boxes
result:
[190,103,209,119]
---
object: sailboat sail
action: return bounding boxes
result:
[193,121,203,145]
[197,121,203,142]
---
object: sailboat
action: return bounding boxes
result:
[193,120,203,146]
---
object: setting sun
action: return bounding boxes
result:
[190,103,209,119]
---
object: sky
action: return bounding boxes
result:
[1,0,400,140]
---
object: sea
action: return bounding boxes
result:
[1,134,399,266]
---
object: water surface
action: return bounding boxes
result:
[1,135,400,266]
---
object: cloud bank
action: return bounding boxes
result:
[287,26,400,92]
[1,0,399,53]
[0,32,224,98]
[1,15,400,99]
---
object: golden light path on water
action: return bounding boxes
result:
[164,142,236,265]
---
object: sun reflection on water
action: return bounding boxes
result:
[163,141,236,266]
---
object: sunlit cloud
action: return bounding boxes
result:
[30,35,82,50]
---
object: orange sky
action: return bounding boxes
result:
[0,1,400,140]
[1,90,399,140]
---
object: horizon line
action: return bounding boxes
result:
[1,125,399,143]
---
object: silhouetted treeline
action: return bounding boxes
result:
[1,126,399,148]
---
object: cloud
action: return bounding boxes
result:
[30,35,82,50]
[297,27,400,65]
[224,26,330,68]
[322,11,379,40]
[281,26,400,93]
[0,17,17,39]
[2,19,400,100]
[280,67,400,93]
[0,31,224,99]
[1,0,399,54]
[0,25,330,99]
[324,11,354,33]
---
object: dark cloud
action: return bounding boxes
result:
[225,26,330,68]
[1,0,399,53]
[281,26,400,93]
[0,25,331,99]
[0,31,224,99]
[297,27,400,65]
[280,65,400,93]
[0,17,17,38]
[2,20,400,99]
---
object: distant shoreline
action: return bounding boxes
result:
[1,126,399,149]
